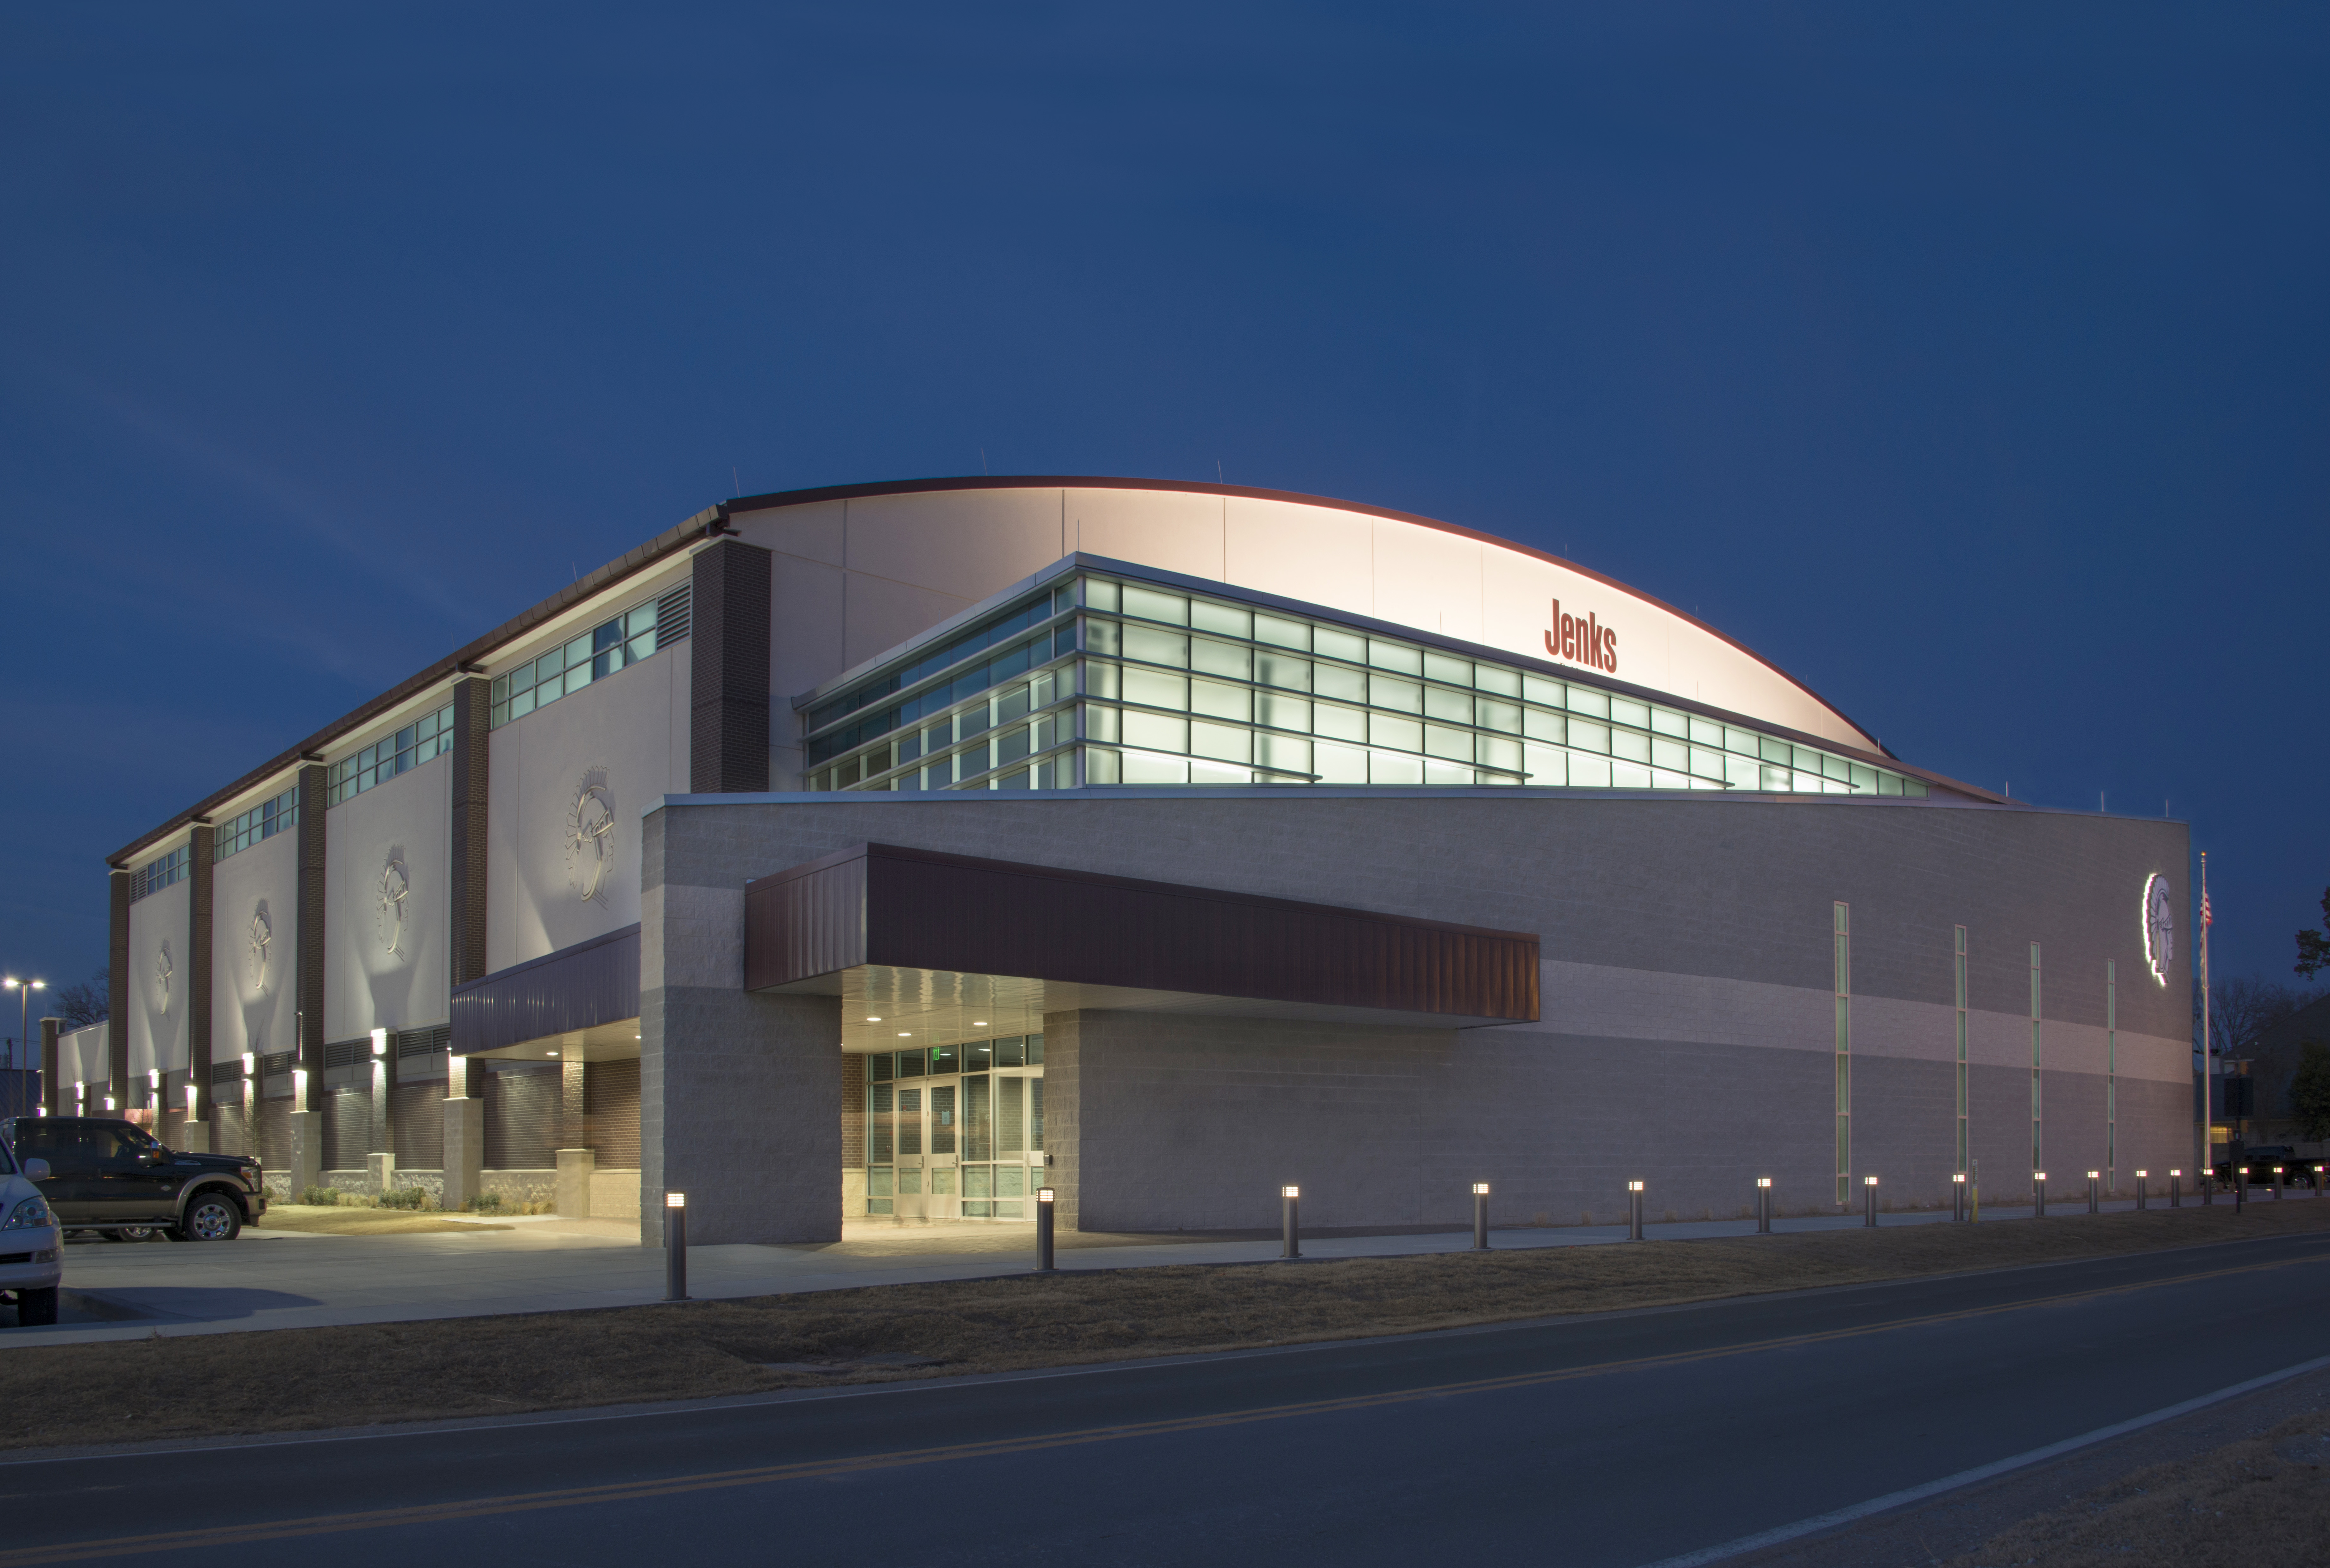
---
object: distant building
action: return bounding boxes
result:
[80,477,2193,1238]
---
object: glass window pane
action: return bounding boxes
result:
[1084,578,1119,612]
[1314,742,1367,783]
[1524,744,1567,785]
[1191,721,1251,763]
[1477,698,1521,734]
[1191,679,1249,721]
[1190,600,1250,638]
[1123,711,1189,753]
[1727,727,1758,755]
[1314,702,1366,742]
[1123,750,1190,783]
[957,742,990,778]
[1123,626,1189,667]
[1424,725,1473,761]
[1688,716,1724,746]
[1610,698,1649,731]
[1370,675,1422,713]
[1478,735,1522,773]
[1523,707,1564,743]
[1423,651,1471,686]
[1083,660,1120,699]
[1121,585,1188,625]
[1650,707,1687,738]
[1257,694,1311,732]
[1370,713,1423,752]
[1256,652,1311,691]
[1651,736,1688,771]
[1191,638,1250,680]
[1085,618,1121,656]
[1124,669,1188,710]
[1522,674,1564,706]
[1567,686,1610,719]
[565,665,592,696]
[1370,750,1423,784]
[1314,664,1366,702]
[1424,759,1474,786]
[1568,718,1609,753]
[1613,760,1653,789]
[1259,733,1312,777]
[1255,613,1309,650]
[564,634,592,667]
[1424,686,1472,724]
[594,621,623,652]
[1314,626,1366,664]
[1368,639,1422,674]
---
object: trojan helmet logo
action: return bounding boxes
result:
[2143,873,2175,985]
[565,768,616,906]
[377,855,411,957]
[248,904,272,991]
[152,941,174,1011]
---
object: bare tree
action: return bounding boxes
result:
[49,968,107,1029]
[2195,974,2317,1061]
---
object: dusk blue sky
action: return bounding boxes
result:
[4,4,2326,1030]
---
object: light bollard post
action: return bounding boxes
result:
[1756,1176,1773,1234]
[2087,1171,2100,1215]
[2136,1169,2149,1211]
[2170,1168,2183,1208]
[2235,1169,2246,1212]
[1627,1180,1645,1241]
[664,1191,689,1301]
[1035,1186,1056,1271]
[2033,1171,2048,1219]
[1862,1174,1879,1228]
[1952,1172,1967,1222]
[1281,1185,1301,1259]
[1471,1182,1490,1250]
[2273,1165,2285,1201]
[2316,1164,2325,1198]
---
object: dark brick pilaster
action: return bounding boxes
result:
[449,676,491,987]
[295,764,327,1084]
[107,869,129,1106]
[40,1017,59,1116]
[189,825,214,1123]
[689,538,773,793]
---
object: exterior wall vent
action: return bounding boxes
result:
[656,582,693,647]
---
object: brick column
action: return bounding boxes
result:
[39,1017,59,1117]
[294,763,327,1086]
[689,538,773,793]
[107,868,129,1108]
[188,824,215,1124]
[448,676,491,988]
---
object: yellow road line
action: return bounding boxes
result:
[7,1246,2323,1565]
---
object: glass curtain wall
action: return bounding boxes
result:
[863,1036,1045,1221]
[802,573,1931,800]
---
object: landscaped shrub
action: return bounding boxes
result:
[299,1185,342,1206]
[379,1188,430,1210]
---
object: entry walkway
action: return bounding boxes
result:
[4,1194,2266,1347]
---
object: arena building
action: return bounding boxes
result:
[51,477,2195,1241]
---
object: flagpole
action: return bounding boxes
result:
[2199,852,2212,1188]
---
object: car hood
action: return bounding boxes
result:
[0,1173,39,1208]
[167,1151,258,1173]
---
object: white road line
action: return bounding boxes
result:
[1630,1353,2330,1568]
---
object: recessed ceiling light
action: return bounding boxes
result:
[973,1021,987,1027]
[866,1016,882,1022]
[898,1031,911,1037]
[547,1050,560,1057]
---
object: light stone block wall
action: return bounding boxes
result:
[647,792,2193,1231]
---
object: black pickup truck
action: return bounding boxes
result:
[2212,1145,2323,1188]
[0,1117,267,1240]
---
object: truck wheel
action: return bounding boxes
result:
[14,1288,59,1327]
[182,1194,243,1241]
[117,1226,160,1243]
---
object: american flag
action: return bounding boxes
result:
[2202,890,2212,927]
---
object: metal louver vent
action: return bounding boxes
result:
[323,1039,371,1069]
[209,1062,243,1086]
[656,582,692,646]
[398,1024,452,1058]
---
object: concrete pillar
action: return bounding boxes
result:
[1042,1010,1081,1233]
[442,1096,484,1209]
[180,1120,211,1154]
[367,1151,397,1198]
[556,1148,595,1217]
[287,1109,322,1198]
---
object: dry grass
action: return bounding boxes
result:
[251,1205,514,1237]
[1944,1407,2330,1567]
[9,1200,2330,1452]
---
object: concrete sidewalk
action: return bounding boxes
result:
[4,1192,2279,1347]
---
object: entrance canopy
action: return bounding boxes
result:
[744,843,1539,1049]
[450,923,641,1060]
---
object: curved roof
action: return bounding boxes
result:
[728,474,1885,755]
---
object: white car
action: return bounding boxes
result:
[0,1134,61,1327]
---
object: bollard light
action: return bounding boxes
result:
[2273,1165,2285,1201]
[1862,1174,1880,1228]
[1754,1176,1773,1234]
[2086,1171,2101,1215]
[1952,1171,1968,1223]
[2136,1169,2149,1211]
[1281,1185,1301,1260]
[1035,1187,1057,1272]
[664,1192,689,1300]
[2170,1168,2183,1208]
[2034,1172,2049,1219]
[1472,1182,1490,1194]
[2317,1164,2326,1200]
[1470,1182,1490,1250]
[1627,1180,1645,1241]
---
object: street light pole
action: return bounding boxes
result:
[4,979,46,1109]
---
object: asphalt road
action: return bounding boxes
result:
[6,1230,2329,1568]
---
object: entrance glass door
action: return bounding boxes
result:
[864,1038,1043,1221]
